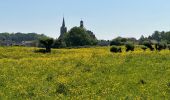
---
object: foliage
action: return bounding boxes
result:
[64,27,97,47]
[125,43,134,52]
[110,37,126,46]
[97,40,110,46]
[39,38,54,53]
[139,35,148,45]
[155,42,167,51]
[143,41,154,51]
[110,46,122,53]
[0,32,48,43]
[140,45,148,51]
[53,39,66,48]
[141,31,170,44]
[110,37,137,46]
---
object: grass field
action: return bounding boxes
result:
[0,46,170,99]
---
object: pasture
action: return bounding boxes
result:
[0,47,170,99]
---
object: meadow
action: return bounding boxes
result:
[0,46,170,99]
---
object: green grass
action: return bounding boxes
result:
[0,46,170,99]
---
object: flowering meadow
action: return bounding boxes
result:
[0,47,170,99]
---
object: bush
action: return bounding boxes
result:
[143,41,154,51]
[155,43,162,51]
[110,40,123,46]
[125,43,134,52]
[141,45,147,51]
[155,42,167,51]
[110,37,126,46]
[110,46,122,53]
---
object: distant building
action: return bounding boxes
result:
[21,41,38,47]
[79,20,97,40]
[59,17,67,39]
[58,18,97,41]
[80,20,84,28]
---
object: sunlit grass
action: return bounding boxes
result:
[0,46,170,99]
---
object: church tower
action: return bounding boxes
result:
[59,17,67,39]
[80,20,84,28]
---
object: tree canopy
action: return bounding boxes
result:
[0,32,48,43]
[139,31,170,44]
[62,27,97,47]
[39,38,54,52]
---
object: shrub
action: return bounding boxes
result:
[155,42,167,51]
[110,37,127,46]
[110,46,122,53]
[143,41,154,51]
[125,43,134,52]
[141,45,147,51]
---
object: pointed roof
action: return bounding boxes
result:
[62,17,65,27]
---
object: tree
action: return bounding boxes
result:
[64,27,97,47]
[110,37,126,46]
[125,42,134,52]
[0,32,48,46]
[39,38,54,53]
[110,46,122,53]
[110,37,137,46]
[139,35,148,45]
[54,39,66,48]
[155,42,167,51]
[151,31,161,42]
[143,41,154,51]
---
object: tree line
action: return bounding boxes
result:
[0,32,48,44]
[1,30,170,53]
[139,31,170,44]
[110,31,170,46]
[109,31,170,53]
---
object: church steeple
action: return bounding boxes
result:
[62,17,65,27]
[59,17,67,39]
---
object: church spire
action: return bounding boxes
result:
[62,17,65,27]
[59,17,67,39]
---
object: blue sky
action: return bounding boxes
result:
[0,0,170,40]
